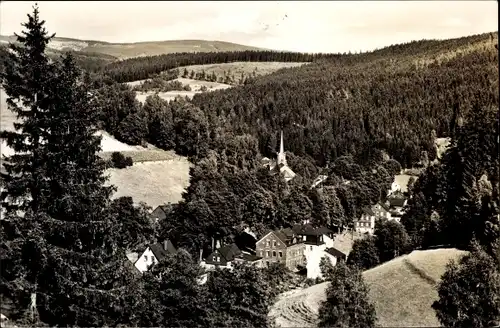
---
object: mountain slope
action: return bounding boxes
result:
[190,32,498,168]
[0,35,266,59]
[269,248,467,327]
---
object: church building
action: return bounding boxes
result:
[261,131,296,182]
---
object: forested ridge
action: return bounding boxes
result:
[100,50,339,83]
[191,32,498,168]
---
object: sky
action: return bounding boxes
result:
[0,1,498,53]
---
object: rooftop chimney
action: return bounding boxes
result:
[163,239,169,251]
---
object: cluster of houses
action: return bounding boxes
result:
[126,130,410,282]
[355,182,409,235]
[126,221,348,283]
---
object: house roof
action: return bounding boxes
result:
[292,224,322,236]
[325,247,347,259]
[388,198,406,207]
[315,226,333,235]
[377,202,391,212]
[217,243,242,261]
[149,240,177,261]
[279,165,296,178]
[362,207,375,216]
[273,230,290,244]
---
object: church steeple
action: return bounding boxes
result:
[277,130,286,166]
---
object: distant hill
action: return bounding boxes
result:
[269,248,467,327]
[0,35,266,59]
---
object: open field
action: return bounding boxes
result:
[133,78,232,103]
[175,61,308,83]
[106,158,191,208]
[1,88,191,208]
[0,35,265,59]
[269,248,466,328]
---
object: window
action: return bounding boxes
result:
[273,251,277,257]
[273,240,277,247]
[260,251,263,257]
[215,256,220,262]
[267,251,271,257]
[266,241,270,247]
[302,236,306,241]
[144,255,148,262]
[278,251,283,258]
[293,238,296,244]
[310,246,313,251]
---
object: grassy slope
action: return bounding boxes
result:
[0,88,191,207]
[269,248,466,328]
[0,35,266,59]
[105,157,191,208]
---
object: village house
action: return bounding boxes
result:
[355,207,376,235]
[255,223,339,278]
[150,203,177,223]
[200,243,263,271]
[373,202,392,220]
[306,247,347,280]
[133,240,177,273]
[262,131,296,182]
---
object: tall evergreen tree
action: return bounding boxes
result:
[1,7,138,326]
[32,53,138,327]
[0,3,55,214]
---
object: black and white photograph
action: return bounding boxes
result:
[0,1,498,327]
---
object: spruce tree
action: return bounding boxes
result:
[33,53,138,327]
[0,3,55,215]
[1,7,139,326]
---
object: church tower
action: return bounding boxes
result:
[277,130,287,166]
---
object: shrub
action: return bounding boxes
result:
[111,152,133,169]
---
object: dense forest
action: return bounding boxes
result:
[100,50,339,83]
[1,4,498,327]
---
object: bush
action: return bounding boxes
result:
[111,152,133,169]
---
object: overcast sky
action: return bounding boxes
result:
[0,1,497,53]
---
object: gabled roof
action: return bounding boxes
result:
[325,247,347,259]
[315,226,334,235]
[292,224,320,236]
[362,207,375,216]
[388,197,406,207]
[217,243,242,261]
[376,202,391,212]
[273,230,290,244]
[280,165,296,179]
[149,240,177,261]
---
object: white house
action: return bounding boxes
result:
[134,240,177,273]
[306,247,347,280]
[355,207,376,235]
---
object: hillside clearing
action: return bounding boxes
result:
[269,248,466,328]
[133,78,232,103]
[176,61,308,82]
[105,158,191,208]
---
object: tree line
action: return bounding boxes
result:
[100,50,340,83]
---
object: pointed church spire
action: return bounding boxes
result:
[277,130,286,166]
[280,130,284,155]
